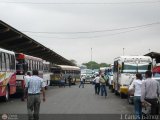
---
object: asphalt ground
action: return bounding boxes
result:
[0,84,134,120]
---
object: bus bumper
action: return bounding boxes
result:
[120,86,128,98]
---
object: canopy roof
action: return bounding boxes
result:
[0,20,75,66]
[144,52,160,63]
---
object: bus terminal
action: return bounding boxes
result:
[0,20,160,120]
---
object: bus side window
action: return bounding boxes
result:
[11,55,15,71]
[5,53,10,71]
[9,54,12,71]
[2,52,6,71]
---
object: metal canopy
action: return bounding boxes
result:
[145,52,160,63]
[0,20,75,66]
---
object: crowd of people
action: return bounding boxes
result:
[129,71,160,120]
[79,74,108,98]
[23,70,159,120]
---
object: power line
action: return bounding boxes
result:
[27,25,159,39]
[1,1,160,5]
[21,22,160,34]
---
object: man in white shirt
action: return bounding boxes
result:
[25,70,45,120]
[79,75,85,88]
[22,72,31,101]
[94,74,100,95]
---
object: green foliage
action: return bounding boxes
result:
[82,61,110,69]
[70,59,77,65]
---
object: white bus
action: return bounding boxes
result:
[43,61,52,89]
[81,69,94,83]
[0,48,16,101]
[113,56,152,98]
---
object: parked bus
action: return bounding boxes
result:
[113,56,152,98]
[81,69,94,83]
[16,53,43,95]
[50,65,80,85]
[0,48,16,101]
[43,61,52,89]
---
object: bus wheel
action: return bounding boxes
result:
[114,90,119,96]
[111,87,114,93]
[4,86,10,102]
[120,93,125,99]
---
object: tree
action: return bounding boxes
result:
[99,63,110,67]
[70,59,77,65]
[82,61,109,69]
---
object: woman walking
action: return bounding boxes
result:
[129,73,142,120]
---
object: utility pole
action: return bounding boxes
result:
[91,48,92,70]
[91,48,92,62]
[123,48,125,56]
[149,49,151,53]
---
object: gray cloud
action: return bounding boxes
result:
[0,0,160,65]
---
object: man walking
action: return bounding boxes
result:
[25,70,46,120]
[68,75,72,88]
[141,71,160,117]
[94,74,100,95]
[100,74,107,98]
[22,72,31,101]
[79,75,85,88]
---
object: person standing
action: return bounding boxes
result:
[79,75,85,88]
[129,73,142,120]
[68,75,72,88]
[61,76,65,88]
[141,71,160,117]
[94,74,100,95]
[99,74,107,98]
[25,70,46,120]
[22,72,31,101]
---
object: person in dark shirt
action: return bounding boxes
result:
[68,75,72,88]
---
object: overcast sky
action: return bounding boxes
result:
[0,0,160,65]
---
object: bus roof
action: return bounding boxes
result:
[0,48,15,55]
[43,61,50,64]
[58,65,80,71]
[114,56,152,62]
[16,53,43,61]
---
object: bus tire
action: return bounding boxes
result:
[50,82,52,86]
[120,93,126,99]
[114,90,119,96]
[111,87,114,93]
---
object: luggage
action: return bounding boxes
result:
[142,101,151,115]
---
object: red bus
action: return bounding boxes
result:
[0,48,16,101]
[16,53,43,95]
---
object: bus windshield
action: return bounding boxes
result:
[81,69,93,74]
[122,63,151,73]
[16,64,23,71]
